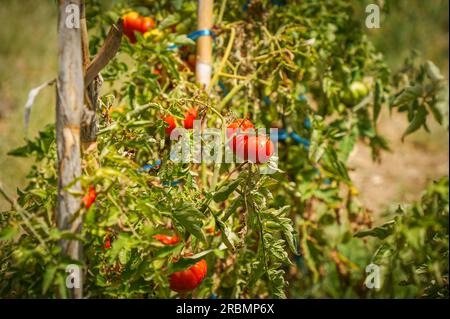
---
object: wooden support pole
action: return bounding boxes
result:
[196,0,214,88]
[80,0,100,152]
[56,0,84,299]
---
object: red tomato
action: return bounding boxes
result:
[104,235,111,249]
[123,12,142,43]
[169,259,208,293]
[183,108,198,129]
[227,119,254,152]
[139,17,155,33]
[235,135,274,164]
[153,234,180,245]
[82,185,96,209]
[162,115,177,135]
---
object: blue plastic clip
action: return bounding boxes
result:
[162,180,182,187]
[304,118,311,129]
[138,159,162,173]
[290,132,310,148]
[168,29,216,51]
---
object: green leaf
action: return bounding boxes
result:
[215,218,238,252]
[42,265,57,294]
[173,203,206,243]
[55,273,68,299]
[159,14,179,30]
[425,60,444,82]
[168,250,213,274]
[0,226,19,241]
[354,220,396,239]
[402,105,428,141]
[392,85,423,107]
[371,243,392,264]
[373,80,382,124]
[118,248,131,265]
[173,34,195,47]
[213,179,241,202]
[428,101,444,125]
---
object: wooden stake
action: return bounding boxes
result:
[80,0,98,152]
[196,0,214,88]
[56,0,84,299]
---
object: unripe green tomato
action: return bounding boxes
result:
[175,22,189,34]
[341,81,369,106]
[341,90,353,106]
[337,103,347,113]
[349,81,369,100]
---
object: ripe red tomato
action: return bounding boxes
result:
[162,114,177,135]
[227,119,254,137]
[169,259,208,293]
[153,234,180,245]
[104,235,111,249]
[227,119,254,152]
[139,17,155,33]
[122,12,142,43]
[183,108,198,129]
[235,135,274,164]
[82,185,96,209]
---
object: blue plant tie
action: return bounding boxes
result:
[272,129,288,142]
[138,159,162,173]
[243,0,251,11]
[168,29,216,50]
[218,80,229,96]
[187,29,217,42]
[162,180,182,187]
[297,94,307,102]
[304,118,311,129]
[290,132,310,148]
[263,95,271,106]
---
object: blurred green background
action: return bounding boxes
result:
[0,0,448,210]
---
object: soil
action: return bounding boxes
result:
[348,110,449,213]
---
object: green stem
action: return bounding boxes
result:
[217,0,227,25]
[209,27,236,92]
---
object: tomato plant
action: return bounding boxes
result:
[0,0,447,299]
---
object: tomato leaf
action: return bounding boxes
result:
[213,179,241,203]
[168,250,213,274]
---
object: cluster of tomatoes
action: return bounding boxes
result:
[162,107,198,135]
[122,11,156,43]
[227,119,275,164]
[153,234,208,293]
[100,231,207,292]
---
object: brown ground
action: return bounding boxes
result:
[348,110,449,213]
